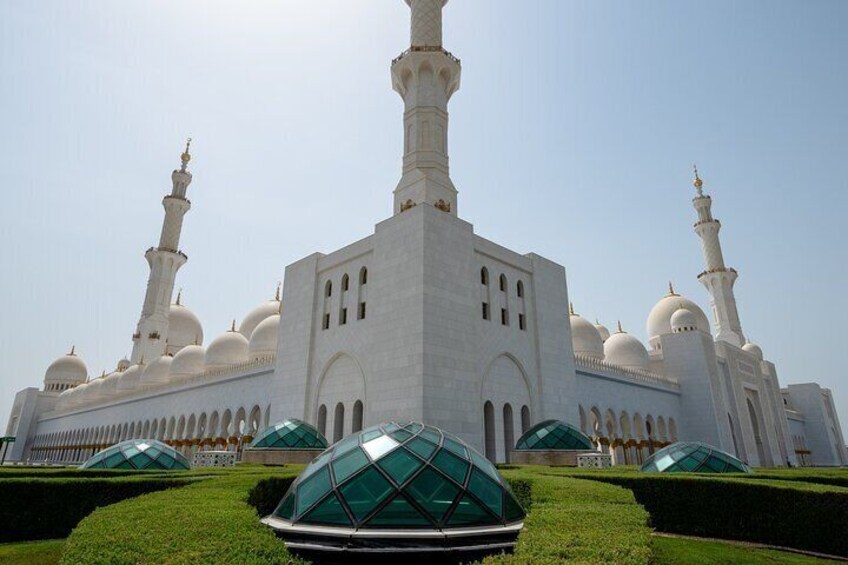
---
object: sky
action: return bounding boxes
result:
[1,0,846,439]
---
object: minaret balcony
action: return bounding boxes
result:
[145,246,188,261]
[392,45,461,66]
[697,267,737,279]
[694,218,720,228]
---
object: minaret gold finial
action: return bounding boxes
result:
[693,164,704,196]
[176,288,182,306]
[139,355,144,365]
[230,319,236,332]
[616,320,624,333]
[274,281,281,302]
[569,302,576,316]
[69,345,76,356]
[180,137,192,171]
[668,281,678,296]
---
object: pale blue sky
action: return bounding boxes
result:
[1,1,846,438]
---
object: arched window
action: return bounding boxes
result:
[359,267,368,286]
[481,268,489,286]
[503,404,514,464]
[322,280,332,330]
[352,400,364,433]
[483,401,496,463]
[333,402,345,442]
[481,267,491,321]
[341,274,350,292]
[521,405,531,435]
[325,281,333,297]
[339,274,350,325]
[517,280,527,330]
[499,274,507,292]
[317,405,327,437]
[517,281,524,298]
[357,267,368,320]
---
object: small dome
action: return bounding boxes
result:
[594,321,611,342]
[55,388,74,409]
[742,342,764,361]
[249,314,279,360]
[641,442,751,473]
[240,294,281,339]
[248,419,328,450]
[167,302,203,354]
[205,329,249,368]
[98,372,121,398]
[604,325,649,370]
[646,287,711,348]
[263,422,525,554]
[116,358,131,372]
[64,382,87,407]
[116,364,142,392]
[81,439,191,470]
[81,378,104,403]
[670,307,698,333]
[171,344,206,378]
[44,349,88,389]
[570,313,604,359]
[140,355,173,386]
[515,420,595,451]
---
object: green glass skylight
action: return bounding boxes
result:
[248,419,328,450]
[263,422,525,554]
[81,439,190,470]
[514,419,595,451]
[640,441,752,473]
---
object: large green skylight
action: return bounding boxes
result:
[514,419,595,451]
[263,422,525,553]
[248,419,328,450]
[81,439,190,470]
[640,441,752,473]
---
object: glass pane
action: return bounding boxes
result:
[302,492,352,526]
[447,495,494,527]
[407,437,438,461]
[365,495,432,529]
[332,434,361,458]
[470,450,500,483]
[361,429,382,443]
[406,468,460,522]
[467,468,503,517]
[339,467,394,522]
[504,492,525,522]
[296,466,332,516]
[377,448,423,486]
[362,435,399,461]
[390,429,413,443]
[332,447,370,484]
[432,449,470,485]
[275,492,295,520]
[420,427,441,445]
[442,437,468,460]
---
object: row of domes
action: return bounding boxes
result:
[52,291,282,409]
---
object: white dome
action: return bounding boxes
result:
[116,364,142,392]
[141,355,173,386]
[239,298,281,339]
[595,321,611,342]
[646,289,711,348]
[604,327,649,370]
[116,358,131,372]
[570,314,604,359]
[205,330,249,368]
[171,344,206,378]
[167,302,203,354]
[743,342,764,361]
[83,377,106,403]
[249,314,280,360]
[44,350,87,389]
[55,388,74,409]
[670,308,699,333]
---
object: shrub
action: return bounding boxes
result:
[0,475,192,543]
[246,476,297,517]
[586,474,848,557]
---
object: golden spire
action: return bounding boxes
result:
[667,281,678,296]
[274,281,281,302]
[69,345,76,356]
[180,137,192,171]
[617,320,624,333]
[569,302,576,316]
[230,319,236,332]
[693,164,704,196]
[176,287,182,306]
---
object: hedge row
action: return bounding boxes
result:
[0,475,193,543]
[585,474,848,557]
[60,466,308,565]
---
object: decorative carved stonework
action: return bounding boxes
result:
[435,199,451,213]
[400,199,417,212]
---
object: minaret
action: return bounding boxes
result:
[391,0,461,216]
[691,166,746,347]
[130,140,194,363]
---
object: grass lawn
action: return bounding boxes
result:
[651,536,841,565]
[0,539,64,565]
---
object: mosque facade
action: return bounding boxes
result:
[4,0,846,468]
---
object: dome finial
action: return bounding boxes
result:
[275,281,281,302]
[230,319,237,332]
[569,302,576,316]
[616,320,624,333]
[668,281,678,296]
[180,137,192,172]
[693,164,704,196]
[176,287,182,306]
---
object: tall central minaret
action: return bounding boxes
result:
[130,140,194,363]
[691,166,746,347]
[391,0,461,216]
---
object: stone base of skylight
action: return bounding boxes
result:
[242,448,324,466]
[576,453,613,469]
[192,450,238,468]
[512,449,598,467]
[261,515,523,554]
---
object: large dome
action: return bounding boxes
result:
[604,325,649,370]
[116,364,142,392]
[742,342,764,361]
[249,314,279,360]
[239,291,281,339]
[515,420,595,451]
[641,442,751,473]
[594,321,611,342]
[249,419,328,450]
[140,355,173,386]
[647,288,711,348]
[170,344,205,378]
[81,439,190,470]
[569,309,604,359]
[263,422,525,554]
[205,327,249,368]
[44,349,88,390]
[167,301,203,354]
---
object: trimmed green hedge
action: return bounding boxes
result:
[586,474,848,557]
[0,475,193,543]
[60,466,307,565]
